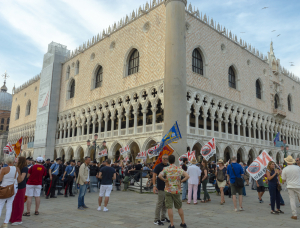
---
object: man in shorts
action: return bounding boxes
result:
[97,159,116,212]
[158,155,189,228]
[256,176,265,203]
[24,157,47,216]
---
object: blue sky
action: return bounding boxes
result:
[0,0,299,92]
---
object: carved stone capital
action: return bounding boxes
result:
[164,0,187,6]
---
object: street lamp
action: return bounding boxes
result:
[280,139,289,166]
[86,134,100,161]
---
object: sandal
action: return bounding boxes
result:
[23,212,30,216]
[34,211,39,215]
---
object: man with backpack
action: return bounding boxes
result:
[227,156,244,212]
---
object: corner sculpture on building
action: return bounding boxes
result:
[7,0,300,164]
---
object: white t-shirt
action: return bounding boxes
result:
[281,165,300,189]
[187,165,201,185]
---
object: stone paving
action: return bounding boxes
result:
[1,186,299,228]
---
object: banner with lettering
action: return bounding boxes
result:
[136,151,147,159]
[98,149,108,158]
[147,144,160,159]
[152,145,174,169]
[201,138,216,161]
[119,145,130,156]
[178,151,196,165]
[246,150,273,181]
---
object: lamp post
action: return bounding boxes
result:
[280,139,289,166]
[86,134,100,161]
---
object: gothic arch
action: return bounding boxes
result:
[75,145,84,158]
[141,136,158,152]
[191,44,208,78]
[228,64,240,90]
[123,46,141,77]
[109,140,124,157]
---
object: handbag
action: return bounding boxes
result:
[0,169,17,199]
[231,164,244,188]
[277,184,282,192]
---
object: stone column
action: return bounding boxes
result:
[248,123,251,139]
[87,121,90,136]
[237,122,241,141]
[225,120,229,139]
[72,127,75,138]
[104,117,108,138]
[142,110,147,133]
[186,110,190,134]
[203,114,207,136]
[195,111,199,135]
[152,108,157,132]
[59,129,63,139]
[81,123,85,136]
[98,115,102,135]
[231,119,234,137]
[77,124,80,136]
[92,121,96,135]
[164,0,187,160]
[111,116,115,133]
[253,127,257,140]
[118,114,122,136]
[211,116,215,137]
[125,111,130,135]
[218,118,222,135]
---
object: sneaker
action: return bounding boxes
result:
[77,207,85,210]
[161,218,170,223]
[260,200,264,203]
[11,222,23,226]
[103,207,108,212]
[180,223,187,228]
[154,220,164,226]
[83,205,88,209]
[234,208,238,212]
[239,207,244,211]
[97,206,101,211]
[168,225,175,228]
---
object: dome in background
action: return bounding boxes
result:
[0,81,12,111]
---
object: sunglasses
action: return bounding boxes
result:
[162,158,168,160]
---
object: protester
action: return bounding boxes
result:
[281,156,300,220]
[98,159,116,212]
[9,156,28,225]
[77,156,91,210]
[0,157,22,228]
[158,155,189,228]
[186,158,201,205]
[123,161,133,191]
[62,160,76,197]
[153,154,170,226]
[227,156,244,211]
[215,159,226,205]
[201,160,210,203]
[266,161,283,215]
[256,176,265,203]
[23,157,47,216]
[114,161,122,191]
[46,157,61,199]
[181,158,188,202]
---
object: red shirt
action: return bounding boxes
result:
[27,164,47,185]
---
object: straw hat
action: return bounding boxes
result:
[190,158,197,164]
[217,159,224,164]
[284,155,295,164]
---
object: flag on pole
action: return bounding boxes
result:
[273,132,280,146]
[3,142,14,155]
[152,121,182,157]
[12,137,22,157]
[152,145,174,169]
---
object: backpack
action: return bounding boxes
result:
[217,168,225,182]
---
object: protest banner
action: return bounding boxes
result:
[119,145,130,156]
[178,151,196,165]
[136,151,147,159]
[201,138,216,161]
[246,150,273,181]
[98,149,108,158]
[152,145,174,169]
[147,144,160,159]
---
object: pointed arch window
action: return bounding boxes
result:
[274,94,279,109]
[15,106,20,120]
[256,80,262,99]
[192,49,203,75]
[228,66,236,89]
[95,66,103,88]
[69,79,75,99]
[26,100,31,116]
[287,94,292,112]
[0,118,3,124]
[128,49,139,76]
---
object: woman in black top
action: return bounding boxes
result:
[266,161,284,215]
[10,157,28,225]
[201,160,210,203]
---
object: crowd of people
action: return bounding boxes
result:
[0,150,299,227]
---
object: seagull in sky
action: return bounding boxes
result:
[277,34,281,37]
[271,30,276,32]
[262,7,269,9]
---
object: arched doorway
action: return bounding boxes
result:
[224,146,232,162]
[237,148,243,164]
[248,149,255,166]
[89,148,95,161]
[68,148,74,162]
[111,143,122,161]
[79,147,84,163]
[61,149,65,164]
[192,142,202,162]
[129,141,140,163]
[54,150,57,160]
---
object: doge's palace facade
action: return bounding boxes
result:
[8,0,300,164]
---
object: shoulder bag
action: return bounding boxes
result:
[0,169,17,199]
[231,164,244,188]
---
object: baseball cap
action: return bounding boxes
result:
[36,157,43,163]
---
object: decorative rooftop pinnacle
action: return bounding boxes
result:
[1,71,9,92]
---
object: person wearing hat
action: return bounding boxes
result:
[281,155,300,220]
[215,159,227,205]
[62,160,76,197]
[46,158,61,199]
[186,158,201,205]
[24,157,47,216]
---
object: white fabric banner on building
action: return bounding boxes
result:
[98,149,107,158]
[246,150,273,181]
[201,138,216,161]
[119,145,130,156]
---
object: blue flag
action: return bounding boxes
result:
[273,132,280,146]
[152,121,182,156]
